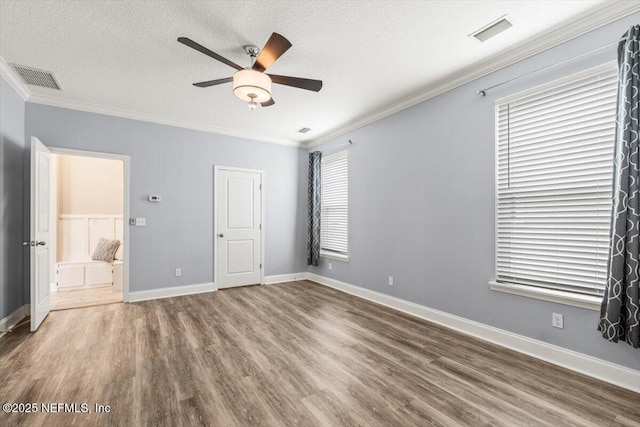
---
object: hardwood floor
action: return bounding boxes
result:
[50,287,123,311]
[0,280,637,427]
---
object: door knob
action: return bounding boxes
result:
[219,233,224,238]
[37,241,46,246]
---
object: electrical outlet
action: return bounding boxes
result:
[388,276,394,286]
[552,313,564,329]
[175,268,182,277]
[329,262,332,270]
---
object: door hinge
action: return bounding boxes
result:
[259,184,262,190]
[260,263,262,269]
[259,224,262,230]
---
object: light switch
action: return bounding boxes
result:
[130,218,146,226]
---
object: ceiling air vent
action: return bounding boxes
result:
[470,15,513,42]
[11,64,61,90]
[298,127,311,134]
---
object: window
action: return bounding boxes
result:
[321,150,348,259]
[495,63,617,301]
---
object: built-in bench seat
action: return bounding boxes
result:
[56,260,123,291]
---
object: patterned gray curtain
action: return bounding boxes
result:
[599,25,640,348]
[308,152,322,266]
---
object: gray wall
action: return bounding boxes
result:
[25,104,308,293]
[0,77,26,319]
[309,13,640,371]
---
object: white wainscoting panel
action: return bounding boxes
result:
[114,218,124,260]
[59,214,123,261]
[89,217,114,254]
[60,217,88,261]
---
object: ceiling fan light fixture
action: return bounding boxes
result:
[179,33,322,109]
[233,69,272,103]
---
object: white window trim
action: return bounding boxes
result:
[489,281,601,311]
[320,250,350,262]
[491,61,616,310]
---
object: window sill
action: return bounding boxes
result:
[489,281,601,311]
[320,251,350,262]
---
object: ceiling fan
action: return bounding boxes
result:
[178,33,322,110]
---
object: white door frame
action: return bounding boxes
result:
[48,147,131,302]
[213,165,265,289]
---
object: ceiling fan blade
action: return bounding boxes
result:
[178,37,243,71]
[252,33,292,72]
[193,77,233,88]
[261,98,275,107]
[268,74,323,92]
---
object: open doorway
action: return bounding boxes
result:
[48,152,125,310]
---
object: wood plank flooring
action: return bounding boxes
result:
[50,287,123,311]
[0,280,637,427]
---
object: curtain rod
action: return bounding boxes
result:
[320,139,353,154]
[476,36,627,96]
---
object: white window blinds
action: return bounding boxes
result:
[496,63,617,297]
[321,150,348,255]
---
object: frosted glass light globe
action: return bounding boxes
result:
[233,69,272,103]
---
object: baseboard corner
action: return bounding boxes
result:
[263,272,309,285]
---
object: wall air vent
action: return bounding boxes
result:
[298,127,311,134]
[470,15,513,42]
[11,64,61,90]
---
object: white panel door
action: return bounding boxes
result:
[216,168,262,289]
[29,137,51,331]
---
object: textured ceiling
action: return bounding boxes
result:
[0,1,630,145]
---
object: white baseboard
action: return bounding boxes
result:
[0,305,29,337]
[263,272,308,285]
[306,272,640,393]
[128,282,216,302]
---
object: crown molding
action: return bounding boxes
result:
[0,55,31,100]
[305,0,640,148]
[1,52,302,147]
[26,93,303,147]
[5,0,637,150]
